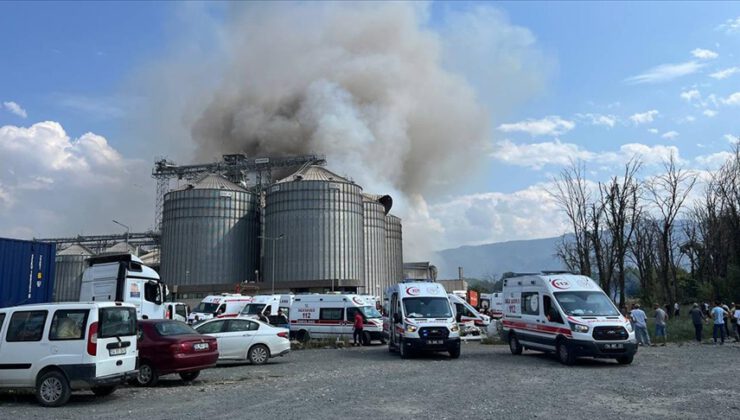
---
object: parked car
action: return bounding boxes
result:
[0,302,138,407]
[193,317,290,365]
[134,320,218,386]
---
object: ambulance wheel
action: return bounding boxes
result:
[297,330,310,343]
[557,340,576,365]
[399,340,411,359]
[508,333,523,355]
[449,347,461,359]
[616,355,634,365]
[361,332,371,346]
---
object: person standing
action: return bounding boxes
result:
[733,304,740,343]
[721,302,731,338]
[674,302,680,318]
[353,310,364,347]
[711,301,729,345]
[654,304,668,346]
[689,303,705,343]
[631,304,651,346]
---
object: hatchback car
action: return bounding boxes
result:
[134,320,218,386]
[194,317,290,365]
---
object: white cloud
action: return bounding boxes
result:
[0,121,153,237]
[648,128,659,134]
[497,116,575,137]
[703,109,718,117]
[709,67,740,80]
[2,101,27,118]
[661,130,679,140]
[717,16,740,34]
[695,151,733,169]
[721,92,740,105]
[491,139,680,169]
[625,61,703,84]
[575,113,617,128]
[681,115,696,123]
[725,134,739,144]
[629,109,659,125]
[680,89,701,102]
[690,48,718,60]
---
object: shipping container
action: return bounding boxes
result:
[0,237,56,308]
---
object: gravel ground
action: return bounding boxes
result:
[1,341,738,419]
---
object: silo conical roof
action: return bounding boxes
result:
[57,243,94,256]
[103,242,137,255]
[362,193,393,214]
[175,174,247,192]
[277,165,352,184]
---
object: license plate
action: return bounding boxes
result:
[604,343,624,349]
[194,343,209,351]
[427,340,443,345]
[109,347,126,356]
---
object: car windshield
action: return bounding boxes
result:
[193,302,220,314]
[154,321,198,336]
[99,307,137,338]
[402,297,453,318]
[359,306,381,319]
[554,291,620,317]
[240,303,266,315]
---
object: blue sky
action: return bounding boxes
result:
[1,2,739,254]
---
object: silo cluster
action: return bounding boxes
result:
[53,244,94,302]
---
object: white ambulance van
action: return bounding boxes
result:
[289,294,383,345]
[240,294,292,320]
[79,254,167,320]
[385,281,461,359]
[500,273,637,365]
[448,293,490,328]
[480,292,504,319]
[0,302,138,406]
[187,294,252,324]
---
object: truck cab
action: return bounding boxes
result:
[385,281,461,359]
[78,254,167,320]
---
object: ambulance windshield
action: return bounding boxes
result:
[403,297,453,318]
[241,304,266,315]
[359,306,381,319]
[554,291,619,317]
[193,302,220,314]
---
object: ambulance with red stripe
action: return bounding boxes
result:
[385,281,461,359]
[187,294,253,324]
[288,294,383,345]
[500,273,637,365]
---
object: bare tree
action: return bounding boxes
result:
[552,161,592,276]
[647,154,697,302]
[629,216,658,301]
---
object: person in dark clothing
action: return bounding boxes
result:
[689,303,705,342]
[353,311,364,346]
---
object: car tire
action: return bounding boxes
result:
[557,340,576,365]
[399,339,410,359]
[36,370,71,407]
[508,333,523,355]
[361,331,371,346]
[297,329,310,343]
[248,344,270,365]
[179,371,200,382]
[91,386,117,397]
[616,355,634,365]
[136,362,159,387]
[449,347,461,359]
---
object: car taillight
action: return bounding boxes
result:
[277,331,288,339]
[87,322,98,356]
[166,310,171,319]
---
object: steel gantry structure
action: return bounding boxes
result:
[151,153,326,231]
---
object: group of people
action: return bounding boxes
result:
[628,301,740,346]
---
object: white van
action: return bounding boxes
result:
[0,302,138,406]
[480,293,504,319]
[448,293,490,328]
[165,302,189,323]
[187,294,252,324]
[500,273,637,365]
[79,254,167,320]
[385,282,461,359]
[289,294,383,345]
[240,294,292,320]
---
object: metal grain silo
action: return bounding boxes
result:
[53,244,94,302]
[160,174,260,288]
[385,214,403,286]
[363,194,392,297]
[264,166,364,290]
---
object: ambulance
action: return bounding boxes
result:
[288,294,383,345]
[187,294,252,324]
[448,293,490,328]
[239,295,293,320]
[385,281,461,359]
[500,273,637,365]
[480,292,504,319]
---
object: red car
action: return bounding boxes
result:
[133,320,219,387]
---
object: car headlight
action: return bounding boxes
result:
[569,322,589,333]
[625,322,633,333]
[450,324,459,332]
[406,325,417,333]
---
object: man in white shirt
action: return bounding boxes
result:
[630,304,651,346]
